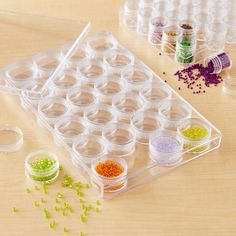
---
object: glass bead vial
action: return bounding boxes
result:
[178,19,196,41]
[148,16,167,46]
[161,25,180,54]
[205,52,232,74]
[175,35,196,66]
[91,156,128,193]
[122,0,139,29]
[137,7,154,36]
[177,118,212,154]
[25,150,60,182]
[149,130,183,166]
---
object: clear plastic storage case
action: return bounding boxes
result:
[0,12,222,199]
[21,31,221,199]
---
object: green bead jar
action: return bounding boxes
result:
[25,150,60,182]
[175,35,196,66]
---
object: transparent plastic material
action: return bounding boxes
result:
[120,0,235,68]
[25,150,60,182]
[17,32,221,199]
[0,124,23,152]
[0,11,90,93]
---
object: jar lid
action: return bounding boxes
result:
[0,124,23,152]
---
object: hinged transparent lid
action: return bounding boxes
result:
[0,11,90,94]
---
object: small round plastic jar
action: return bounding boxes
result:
[25,150,60,182]
[91,155,128,193]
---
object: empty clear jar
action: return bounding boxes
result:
[206,21,227,51]
[112,92,143,123]
[137,7,154,36]
[72,134,106,165]
[149,130,183,166]
[161,25,180,54]
[159,99,192,129]
[148,16,167,45]
[38,97,69,126]
[131,111,161,144]
[84,104,115,136]
[67,86,97,116]
[95,76,125,105]
[91,156,128,193]
[175,35,196,66]
[121,65,152,93]
[6,62,36,89]
[195,12,212,41]
[77,59,106,87]
[54,116,87,146]
[104,49,134,73]
[140,83,172,113]
[33,52,62,76]
[177,118,211,153]
[52,71,80,97]
[122,0,139,29]
[103,122,136,168]
[86,32,118,59]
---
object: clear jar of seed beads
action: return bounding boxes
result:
[178,19,196,41]
[25,150,60,182]
[149,130,183,166]
[91,155,128,193]
[175,35,196,66]
[148,16,167,46]
[161,25,180,54]
[177,118,211,153]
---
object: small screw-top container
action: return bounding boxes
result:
[178,19,196,41]
[95,76,125,105]
[148,16,167,45]
[137,7,154,36]
[67,86,97,116]
[52,71,80,96]
[121,0,139,29]
[104,48,134,72]
[112,92,143,123]
[161,25,180,54]
[140,83,172,113]
[91,155,128,193]
[77,59,106,87]
[103,122,136,166]
[84,104,115,136]
[205,52,232,74]
[6,62,36,89]
[175,34,196,66]
[54,116,87,146]
[25,150,60,182]
[195,12,212,41]
[33,52,62,76]
[38,97,69,126]
[86,32,118,59]
[72,134,106,165]
[149,130,183,166]
[131,111,161,144]
[177,118,212,153]
[159,99,192,129]
[121,65,152,93]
